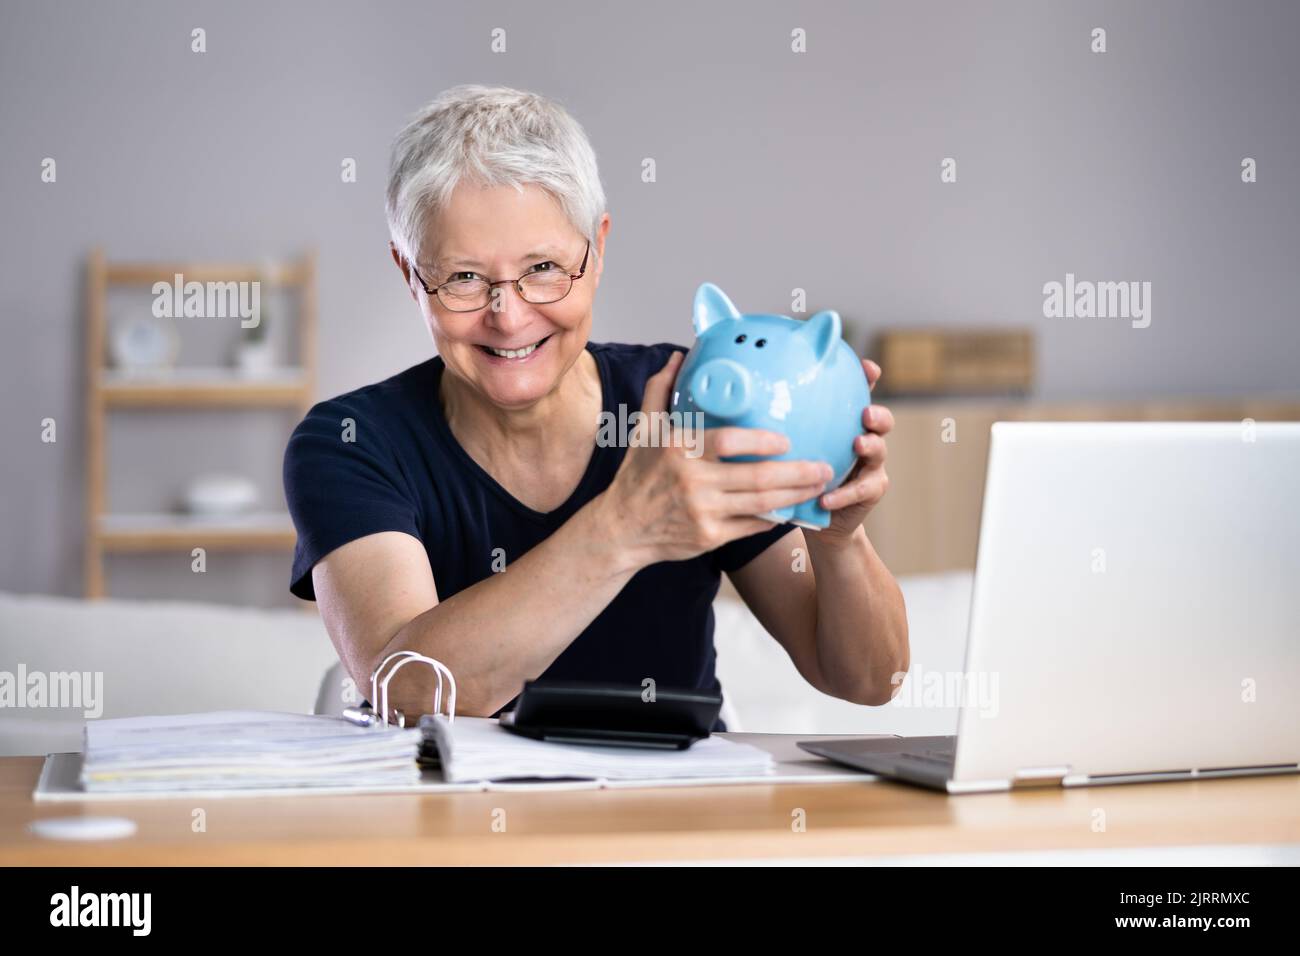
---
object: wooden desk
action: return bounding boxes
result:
[3,754,1298,865]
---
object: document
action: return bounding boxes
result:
[422,715,775,783]
[80,710,422,792]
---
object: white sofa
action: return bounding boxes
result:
[0,571,974,756]
[714,571,973,735]
[0,592,338,757]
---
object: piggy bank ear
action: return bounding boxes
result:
[798,309,842,365]
[693,283,742,335]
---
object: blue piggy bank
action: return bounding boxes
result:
[669,283,871,530]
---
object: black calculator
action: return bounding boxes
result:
[500,680,722,750]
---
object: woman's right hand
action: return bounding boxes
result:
[596,350,833,566]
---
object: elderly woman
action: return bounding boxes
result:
[284,84,908,727]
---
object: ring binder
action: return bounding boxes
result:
[342,651,458,728]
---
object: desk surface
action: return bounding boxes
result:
[4,747,1299,865]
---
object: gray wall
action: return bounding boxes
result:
[1,0,1297,603]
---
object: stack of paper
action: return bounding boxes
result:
[80,710,421,792]
[421,715,775,783]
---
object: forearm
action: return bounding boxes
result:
[377,492,643,718]
[805,525,910,705]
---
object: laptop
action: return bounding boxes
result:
[799,421,1300,793]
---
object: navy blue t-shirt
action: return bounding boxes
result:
[282,340,794,728]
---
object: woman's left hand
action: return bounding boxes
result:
[819,359,893,543]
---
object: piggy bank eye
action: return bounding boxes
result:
[734,334,747,344]
[755,338,767,348]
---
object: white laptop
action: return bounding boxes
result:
[799,421,1300,793]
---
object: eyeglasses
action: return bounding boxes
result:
[410,240,591,313]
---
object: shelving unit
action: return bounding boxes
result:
[84,248,317,598]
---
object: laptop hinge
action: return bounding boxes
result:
[1011,765,1070,788]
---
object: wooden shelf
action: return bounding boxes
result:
[102,367,310,408]
[98,512,298,552]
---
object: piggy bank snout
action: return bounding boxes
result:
[688,358,752,419]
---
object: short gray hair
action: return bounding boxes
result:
[386,84,607,269]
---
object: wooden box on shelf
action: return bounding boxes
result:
[872,328,1034,397]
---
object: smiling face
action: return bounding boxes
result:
[395,180,608,410]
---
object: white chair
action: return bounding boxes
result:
[314,660,350,717]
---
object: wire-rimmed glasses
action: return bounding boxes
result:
[410,240,591,312]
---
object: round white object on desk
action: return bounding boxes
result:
[29,816,138,841]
